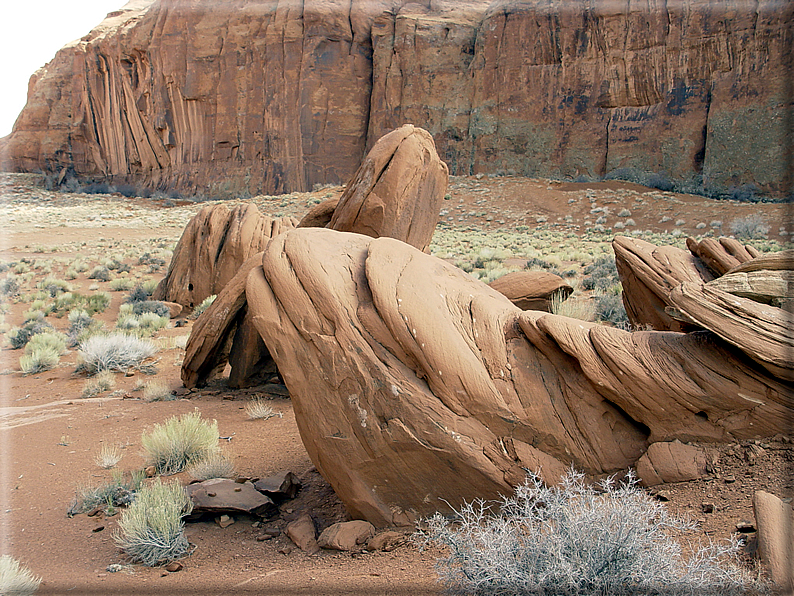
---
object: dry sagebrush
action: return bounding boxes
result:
[141,411,220,475]
[416,470,761,596]
[114,478,193,566]
[0,555,41,595]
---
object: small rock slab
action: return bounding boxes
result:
[635,440,707,486]
[488,270,572,312]
[753,490,794,589]
[318,520,375,551]
[254,471,301,501]
[285,514,319,554]
[186,478,276,519]
[367,530,405,552]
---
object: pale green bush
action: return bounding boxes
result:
[141,411,220,475]
[187,450,236,481]
[114,479,193,566]
[191,294,217,319]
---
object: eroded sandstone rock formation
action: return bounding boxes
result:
[488,270,572,312]
[241,227,792,526]
[2,0,790,197]
[152,203,296,307]
[180,124,448,388]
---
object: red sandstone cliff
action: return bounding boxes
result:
[1,0,791,197]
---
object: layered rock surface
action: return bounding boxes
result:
[243,227,793,526]
[2,0,790,197]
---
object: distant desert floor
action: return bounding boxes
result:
[0,172,791,595]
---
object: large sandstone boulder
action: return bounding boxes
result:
[488,271,573,312]
[181,125,448,386]
[327,124,448,252]
[753,490,794,590]
[635,441,708,486]
[243,227,793,526]
[153,203,297,307]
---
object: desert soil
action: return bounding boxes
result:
[0,172,791,595]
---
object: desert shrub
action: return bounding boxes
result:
[0,275,20,298]
[191,294,217,319]
[77,333,157,374]
[85,292,111,314]
[38,276,71,297]
[141,411,220,475]
[70,469,144,515]
[109,278,134,292]
[116,308,169,336]
[82,370,117,398]
[114,478,193,567]
[0,555,41,595]
[141,279,160,295]
[727,183,761,203]
[730,215,769,240]
[550,294,595,322]
[416,470,759,596]
[595,293,629,326]
[138,253,167,268]
[125,284,152,304]
[581,257,620,292]
[81,181,111,194]
[143,380,174,402]
[95,443,123,469]
[245,398,281,420]
[131,300,170,317]
[8,319,53,349]
[88,266,112,282]
[645,172,675,192]
[187,450,236,481]
[19,332,66,375]
[25,331,67,355]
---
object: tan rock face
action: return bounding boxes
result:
[152,203,296,307]
[328,125,448,252]
[635,441,707,487]
[753,490,794,590]
[1,0,789,197]
[244,227,792,526]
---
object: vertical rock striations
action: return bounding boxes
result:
[2,0,791,197]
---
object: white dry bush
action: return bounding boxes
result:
[730,215,769,240]
[78,333,156,374]
[141,411,220,475]
[416,470,761,596]
[245,398,281,420]
[95,443,123,469]
[114,478,193,567]
[187,450,237,481]
[0,555,41,595]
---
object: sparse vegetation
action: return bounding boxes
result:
[143,380,174,402]
[191,294,217,319]
[95,443,123,469]
[416,470,760,596]
[82,370,117,398]
[109,278,134,292]
[730,215,769,240]
[69,469,144,516]
[245,398,281,420]
[19,331,67,374]
[77,333,157,374]
[0,555,41,596]
[141,411,220,475]
[114,478,193,567]
[88,266,112,282]
[187,450,236,481]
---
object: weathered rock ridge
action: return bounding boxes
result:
[244,227,793,526]
[2,0,790,197]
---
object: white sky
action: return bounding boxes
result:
[0,0,124,138]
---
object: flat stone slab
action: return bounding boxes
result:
[186,478,276,519]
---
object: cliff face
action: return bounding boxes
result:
[2,0,791,197]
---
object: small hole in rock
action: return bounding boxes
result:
[695,411,709,421]
[188,283,194,291]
